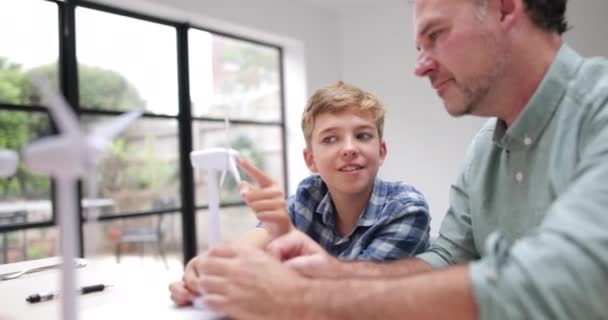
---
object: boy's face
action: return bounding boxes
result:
[304,108,387,197]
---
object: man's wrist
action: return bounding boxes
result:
[290,277,331,320]
[330,259,352,279]
[331,258,434,279]
[282,276,316,319]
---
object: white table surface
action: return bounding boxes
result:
[0,257,223,320]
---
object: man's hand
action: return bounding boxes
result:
[199,244,309,320]
[267,230,344,278]
[168,253,207,306]
[238,159,294,238]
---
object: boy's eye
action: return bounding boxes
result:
[357,132,373,140]
[321,136,336,144]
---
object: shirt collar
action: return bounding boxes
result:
[315,178,386,228]
[494,44,583,150]
[356,178,386,227]
[316,189,336,227]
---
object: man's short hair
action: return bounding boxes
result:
[522,0,569,34]
[411,0,570,34]
[301,81,385,148]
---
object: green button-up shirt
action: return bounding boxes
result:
[417,44,608,319]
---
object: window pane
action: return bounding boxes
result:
[192,121,284,206]
[0,226,58,264]
[0,0,59,106]
[82,116,181,214]
[76,8,178,115]
[196,206,257,251]
[0,110,53,226]
[190,30,282,121]
[83,213,183,270]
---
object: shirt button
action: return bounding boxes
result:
[515,171,524,183]
[524,136,532,146]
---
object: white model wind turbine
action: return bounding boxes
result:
[218,117,232,188]
[0,149,18,178]
[22,75,142,320]
[190,118,241,247]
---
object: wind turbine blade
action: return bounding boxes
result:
[31,74,81,135]
[228,155,241,184]
[86,167,99,202]
[22,136,82,176]
[224,116,231,149]
[220,115,231,187]
[90,110,143,141]
[85,167,102,221]
[0,149,18,178]
[219,169,227,187]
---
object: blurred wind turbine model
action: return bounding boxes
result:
[22,75,142,320]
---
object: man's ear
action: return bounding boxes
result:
[498,0,523,29]
[379,141,388,165]
[303,148,318,173]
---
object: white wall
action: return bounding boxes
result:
[564,0,608,58]
[338,0,608,234]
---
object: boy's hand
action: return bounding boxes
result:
[238,159,294,238]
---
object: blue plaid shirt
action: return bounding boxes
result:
[285,175,430,261]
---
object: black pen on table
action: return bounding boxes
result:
[26,284,112,303]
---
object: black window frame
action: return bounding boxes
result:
[0,0,288,266]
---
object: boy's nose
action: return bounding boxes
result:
[341,140,359,158]
[342,149,358,157]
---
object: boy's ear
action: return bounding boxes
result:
[379,141,387,164]
[303,148,318,173]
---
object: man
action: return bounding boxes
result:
[197,0,608,319]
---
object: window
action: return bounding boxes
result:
[189,29,284,251]
[0,0,286,268]
[0,0,59,106]
[190,31,282,121]
[192,122,284,204]
[76,7,178,115]
[81,116,181,213]
[0,0,58,263]
[0,111,52,208]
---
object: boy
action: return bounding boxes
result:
[169,81,430,305]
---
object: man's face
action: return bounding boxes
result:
[413,0,508,117]
[304,108,387,197]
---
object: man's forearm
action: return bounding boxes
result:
[300,265,477,320]
[337,257,434,278]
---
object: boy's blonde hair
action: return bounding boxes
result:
[301,81,385,147]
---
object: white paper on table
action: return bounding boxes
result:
[82,296,225,320]
[0,257,87,278]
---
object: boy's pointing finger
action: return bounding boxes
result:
[238,158,274,187]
